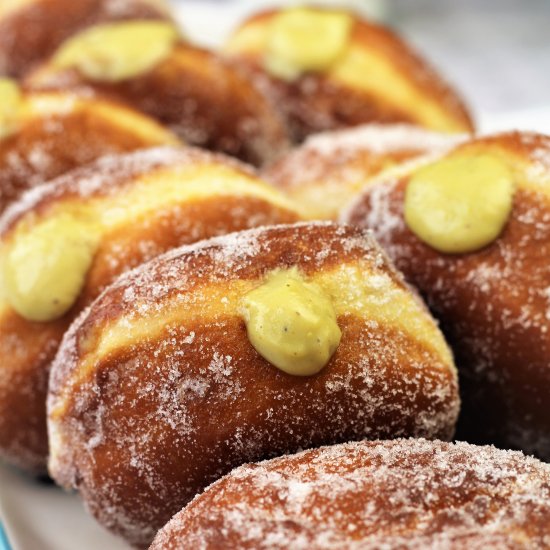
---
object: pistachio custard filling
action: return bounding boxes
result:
[0,164,299,323]
[242,267,341,376]
[404,153,515,254]
[0,78,23,139]
[264,7,352,81]
[1,214,99,322]
[53,21,180,82]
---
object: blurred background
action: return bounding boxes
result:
[173,0,550,132]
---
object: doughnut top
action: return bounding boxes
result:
[263,124,464,219]
[344,131,550,230]
[150,438,550,550]
[0,145,284,234]
[26,40,292,166]
[226,8,474,134]
[49,222,449,373]
[0,88,179,213]
[51,21,180,82]
[0,0,174,77]
[265,124,464,189]
[343,131,550,456]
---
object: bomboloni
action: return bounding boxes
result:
[0,146,300,473]
[48,222,459,547]
[344,131,550,459]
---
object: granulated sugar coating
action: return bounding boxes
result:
[47,222,458,547]
[150,438,550,550]
[265,124,464,190]
[0,0,173,77]
[0,144,299,474]
[343,131,550,460]
[0,91,178,215]
[226,9,474,143]
[26,40,292,167]
[0,145,257,232]
[262,124,464,219]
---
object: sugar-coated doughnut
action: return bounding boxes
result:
[343,131,550,459]
[150,438,550,550]
[226,7,474,142]
[263,123,465,219]
[48,222,458,547]
[0,0,173,77]
[26,21,291,166]
[0,146,300,473]
[0,81,179,214]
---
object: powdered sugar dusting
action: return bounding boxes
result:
[151,438,550,550]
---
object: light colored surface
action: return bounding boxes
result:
[175,0,550,130]
[1,2,549,550]
[0,465,130,550]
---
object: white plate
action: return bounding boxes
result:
[0,465,129,550]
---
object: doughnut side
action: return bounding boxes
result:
[47,222,458,546]
[26,44,291,166]
[0,91,180,214]
[226,9,474,139]
[150,439,550,550]
[262,124,464,219]
[344,131,550,459]
[0,147,300,473]
[0,0,173,77]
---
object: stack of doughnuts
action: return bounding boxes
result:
[0,146,300,473]
[24,19,291,166]
[0,3,548,550]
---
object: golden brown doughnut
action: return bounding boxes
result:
[47,222,458,547]
[263,123,465,219]
[0,146,300,474]
[343,131,550,459]
[150,438,550,550]
[226,7,474,142]
[0,81,179,214]
[25,23,291,166]
[0,0,173,77]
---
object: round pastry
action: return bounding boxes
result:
[48,221,458,547]
[0,0,173,77]
[343,131,550,459]
[263,123,465,219]
[0,78,180,214]
[225,6,474,142]
[0,145,300,474]
[150,438,550,550]
[25,20,291,166]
